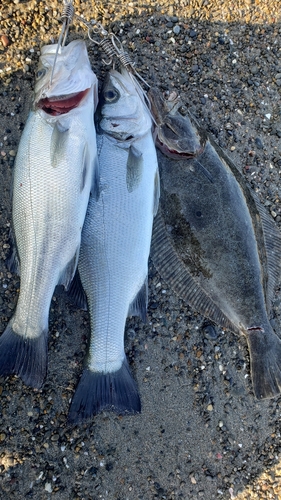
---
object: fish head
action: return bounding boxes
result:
[34,40,98,116]
[96,68,152,141]
[148,87,206,159]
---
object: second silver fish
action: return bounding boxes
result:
[69,68,159,424]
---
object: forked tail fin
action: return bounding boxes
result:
[0,323,48,389]
[246,325,281,399]
[68,359,141,424]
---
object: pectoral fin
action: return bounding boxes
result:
[50,122,69,168]
[153,169,160,216]
[91,155,100,201]
[126,145,143,193]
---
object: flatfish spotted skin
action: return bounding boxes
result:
[150,89,281,400]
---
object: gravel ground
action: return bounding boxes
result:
[1,1,281,499]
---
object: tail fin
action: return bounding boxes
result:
[68,360,141,424]
[246,326,281,399]
[0,323,48,389]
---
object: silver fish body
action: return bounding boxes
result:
[150,89,281,400]
[68,69,159,424]
[0,40,98,388]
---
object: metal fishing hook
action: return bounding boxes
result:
[50,0,75,85]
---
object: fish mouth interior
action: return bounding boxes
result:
[37,88,90,116]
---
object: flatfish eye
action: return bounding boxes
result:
[162,123,178,140]
[103,88,119,103]
[36,68,47,80]
[196,210,202,218]
[178,105,188,116]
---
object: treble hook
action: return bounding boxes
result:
[50,0,75,85]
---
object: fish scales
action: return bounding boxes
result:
[68,69,159,424]
[0,40,98,389]
[82,134,154,371]
[13,112,91,335]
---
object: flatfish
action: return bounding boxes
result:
[149,88,281,400]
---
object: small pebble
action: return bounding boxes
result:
[45,483,52,493]
[173,25,181,35]
[202,324,218,340]
[189,29,197,38]
[1,35,10,48]
[255,137,264,149]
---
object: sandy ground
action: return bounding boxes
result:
[1,1,281,499]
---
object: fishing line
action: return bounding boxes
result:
[50,1,155,123]
[50,0,75,85]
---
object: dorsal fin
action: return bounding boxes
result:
[151,209,239,335]
[252,192,281,309]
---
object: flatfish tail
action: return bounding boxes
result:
[0,323,48,388]
[68,360,141,425]
[151,208,239,335]
[246,325,281,400]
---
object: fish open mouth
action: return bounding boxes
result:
[37,88,90,116]
[156,137,204,159]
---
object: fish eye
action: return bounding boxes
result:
[36,68,47,80]
[178,105,188,116]
[103,88,119,103]
[163,123,178,140]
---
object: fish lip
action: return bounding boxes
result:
[36,88,90,116]
[156,136,205,159]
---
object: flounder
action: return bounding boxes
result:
[149,88,281,400]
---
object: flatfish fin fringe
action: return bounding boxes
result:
[68,360,141,425]
[252,192,281,308]
[0,324,48,389]
[246,326,281,400]
[151,208,239,335]
[207,134,281,309]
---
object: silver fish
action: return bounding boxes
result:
[149,89,281,400]
[68,68,159,424]
[0,40,99,389]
